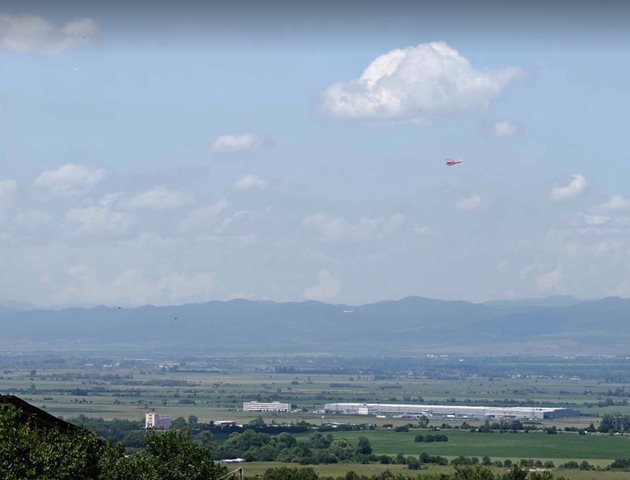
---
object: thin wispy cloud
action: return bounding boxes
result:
[0,179,17,209]
[235,174,268,190]
[455,195,489,211]
[581,213,611,226]
[65,205,132,236]
[493,120,518,137]
[34,164,105,196]
[180,199,229,231]
[128,186,192,210]
[211,133,264,152]
[303,212,405,241]
[303,269,341,301]
[600,194,630,211]
[537,267,564,292]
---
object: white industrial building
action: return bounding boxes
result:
[323,403,578,420]
[145,412,173,429]
[243,401,290,412]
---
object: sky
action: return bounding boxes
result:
[1,0,630,307]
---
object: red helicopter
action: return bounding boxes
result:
[445,159,463,166]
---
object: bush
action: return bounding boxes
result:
[609,458,630,470]
[579,460,594,470]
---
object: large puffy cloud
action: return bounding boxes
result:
[303,269,341,301]
[304,212,405,241]
[0,14,98,54]
[321,41,523,123]
[211,133,264,152]
[128,186,192,210]
[34,164,105,196]
[550,175,588,202]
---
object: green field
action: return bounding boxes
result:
[292,429,630,462]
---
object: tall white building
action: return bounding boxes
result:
[243,401,290,412]
[145,412,173,429]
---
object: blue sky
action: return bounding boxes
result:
[1,1,629,306]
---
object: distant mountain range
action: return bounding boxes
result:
[1,296,629,354]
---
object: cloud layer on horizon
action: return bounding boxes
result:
[0,13,99,54]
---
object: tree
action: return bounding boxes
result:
[309,432,332,449]
[356,436,372,455]
[170,417,188,431]
[406,456,420,470]
[345,471,360,480]
[249,416,266,427]
[143,430,226,480]
[262,467,318,480]
[503,465,529,480]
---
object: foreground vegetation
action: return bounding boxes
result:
[0,404,225,480]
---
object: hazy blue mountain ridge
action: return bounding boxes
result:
[1,296,629,353]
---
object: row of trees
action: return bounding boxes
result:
[217,430,374,464]
[598,413,630,433]
[413,434,448,442]
[261,465,560,480]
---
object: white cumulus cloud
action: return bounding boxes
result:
[34,164,105,196]
[0,14,99,54]
[321,41,523,123]
[455,195,489,211]
[128,186,192,210]
[303,269,341,301]
[235,175,268,190]
[550,175,588,202]
[493,120,518,137]
[211,133,264,152]
[600,194,630,211]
